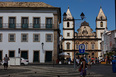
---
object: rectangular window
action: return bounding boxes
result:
[9,51,15,57]
[0,34,2,42]
[9,34,15,42]
[46,34,52,42]
[67,33,70,37]
[22,17,28,28]
[0,17,2,28]
[33,34,40,42]
[33,17,40,28]
[21,34,28,42]
[46,18,52,28]
[9,17,16,28]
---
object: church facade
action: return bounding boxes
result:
[62,7,107,60]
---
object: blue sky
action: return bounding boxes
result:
[1,0,115,34]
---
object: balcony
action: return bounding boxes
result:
[46,24,52,29]
[0,23,56,29]
[0,23,2,28]
[9,23,16,28]
[22,24,28,28]
[33,24,40,28]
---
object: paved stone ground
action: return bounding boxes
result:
[87,64,116,77]
[0,65,104,77]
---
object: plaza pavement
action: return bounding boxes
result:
[0,64,105,77]
[87,64,116,77]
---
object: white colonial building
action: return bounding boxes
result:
[102,29,116,56]
[0,2,61,63]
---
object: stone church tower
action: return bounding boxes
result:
[96,7,107,51]
[62,7,74,60]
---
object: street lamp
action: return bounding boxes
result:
[41,42,44,49]
[73,12,85,70]
[18,48,20,57]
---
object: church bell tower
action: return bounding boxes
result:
[96,6,107,50]
[62,6,74,60]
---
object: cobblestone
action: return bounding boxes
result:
[0,64,108,77]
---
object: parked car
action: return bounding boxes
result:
[21,58,29,65]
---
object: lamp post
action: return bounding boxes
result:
[18,48,20,57]
[41,42,44,49]
[73,12,85,70]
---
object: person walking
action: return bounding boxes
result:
[88,56,91,69]
[4,54,9,70]
[76,57,80,66]
[80,57,87,77]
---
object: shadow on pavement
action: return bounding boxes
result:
[0,69,31,75]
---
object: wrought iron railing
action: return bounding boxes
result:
[0,23,55,29]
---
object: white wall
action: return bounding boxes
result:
[63,30,74,39]
[96,30,104,38]
[98,40,101,50]
[0,30,54,63]
[0,13,54,24]
[98,52,102,59]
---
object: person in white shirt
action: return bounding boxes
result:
[4,54,9,70]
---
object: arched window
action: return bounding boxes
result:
[85,42,88,50]
[92,44,95,50]
[76,44,79,49]
[100,21,103,27]
[67,22,69,27]
[66,42,70,49]
[91,42,95,50]
[92,52,94,58]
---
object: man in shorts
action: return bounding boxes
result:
[4,54,9,70]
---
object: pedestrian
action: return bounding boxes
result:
[88,56,91,69]
[76,57,80,66]
[68,57,71,64]
[80,57,87,77]
[3,54,9,70]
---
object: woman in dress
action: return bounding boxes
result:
[80,57,86,77]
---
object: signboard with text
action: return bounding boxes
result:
[79,44,85,53]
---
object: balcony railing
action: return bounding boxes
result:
[22,24,28,28]
[0,23,56,29]
[0,23,2,28]
[9,23,16,28]
[33,24,40,28]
